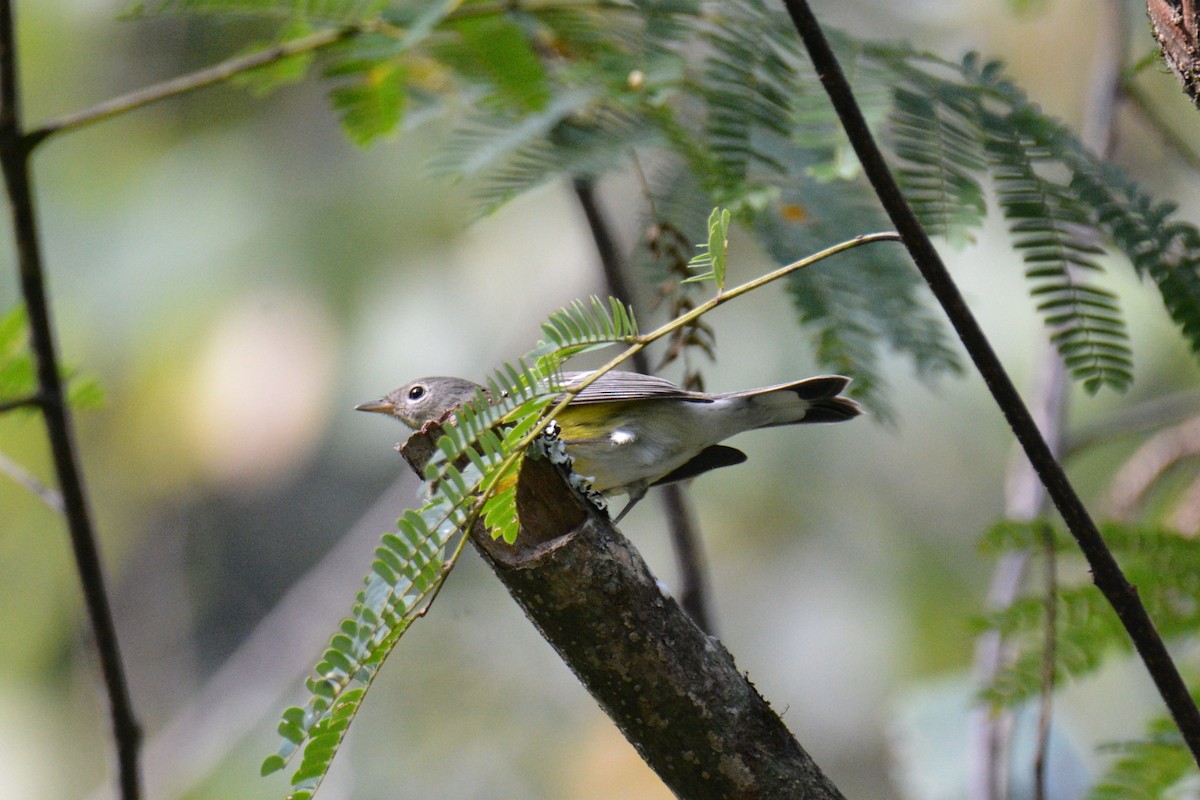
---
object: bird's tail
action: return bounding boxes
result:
[721,375,862,427]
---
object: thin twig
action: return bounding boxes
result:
[0,449,63,512]
[571,177,715,634]
[0,2,142,797]
[1065,387,1200,457]
[24,25,365,150]
[0,392,39,412]
[967,350,1065,800]
[1034,522,1058,800]
[781,0,1200,767]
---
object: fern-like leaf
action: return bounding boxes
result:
[268,297,640,796]
[889,83,987,246]
[535,295,639,364]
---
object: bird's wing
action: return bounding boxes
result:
[557,370,712,405]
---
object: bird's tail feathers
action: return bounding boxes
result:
[723,375,862,426]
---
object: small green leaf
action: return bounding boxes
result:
[261,754,287,776]
[329,61,405,146]
[684,207,731,289]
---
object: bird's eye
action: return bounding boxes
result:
[408,385,426,401]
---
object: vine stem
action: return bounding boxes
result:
[0,1,142,797]
[782,0,1200,767]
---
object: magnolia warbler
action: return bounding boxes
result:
[356,370,861,520]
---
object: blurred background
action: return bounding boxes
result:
[3,1,1200,798]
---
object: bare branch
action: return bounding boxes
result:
[402,426,847,798]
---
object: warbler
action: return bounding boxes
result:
[356,371,861,520]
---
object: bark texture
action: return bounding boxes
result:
[402,426,844,799]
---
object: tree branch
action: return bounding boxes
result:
[24,24,364,150]
[402,425,846,799]
[0,2,141,797]
[781,0,1200,767]
[571,177,715,634]
[1147,0,1200,109]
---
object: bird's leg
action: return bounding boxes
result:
[612,482,648,523]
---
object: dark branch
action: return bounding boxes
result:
[571,177,715,634]
[781,0,1200,766]
[0,2,142,797]
[402,426,845,798]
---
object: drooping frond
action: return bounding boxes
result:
[261,492,469,798]
[869,51,1134,392]
[888,84,987,246]
[983,107,1131,393]
[266,297,638,797]
[696,0,798,194]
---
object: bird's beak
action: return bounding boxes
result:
[355,399,395,415]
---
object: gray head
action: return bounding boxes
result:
[355,376,486,429]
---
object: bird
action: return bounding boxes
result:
[356,370,861,521]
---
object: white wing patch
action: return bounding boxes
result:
[609,429,637,446]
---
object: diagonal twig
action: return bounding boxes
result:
[24,24,365,150]
[781,0,1200,768]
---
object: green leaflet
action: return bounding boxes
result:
[266,296,636,797]
[978,521,1200,709]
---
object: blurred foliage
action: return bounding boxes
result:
[138,0,1200,409]
[0,306,103,411]
[980,520,1200,797]
[10,0,1200,799]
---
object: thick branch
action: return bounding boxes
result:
[571,177,715,634]
[781,0,1200,766]
[402,428,844,799]
[0,2,141,797]
[1148,0,1200,109]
